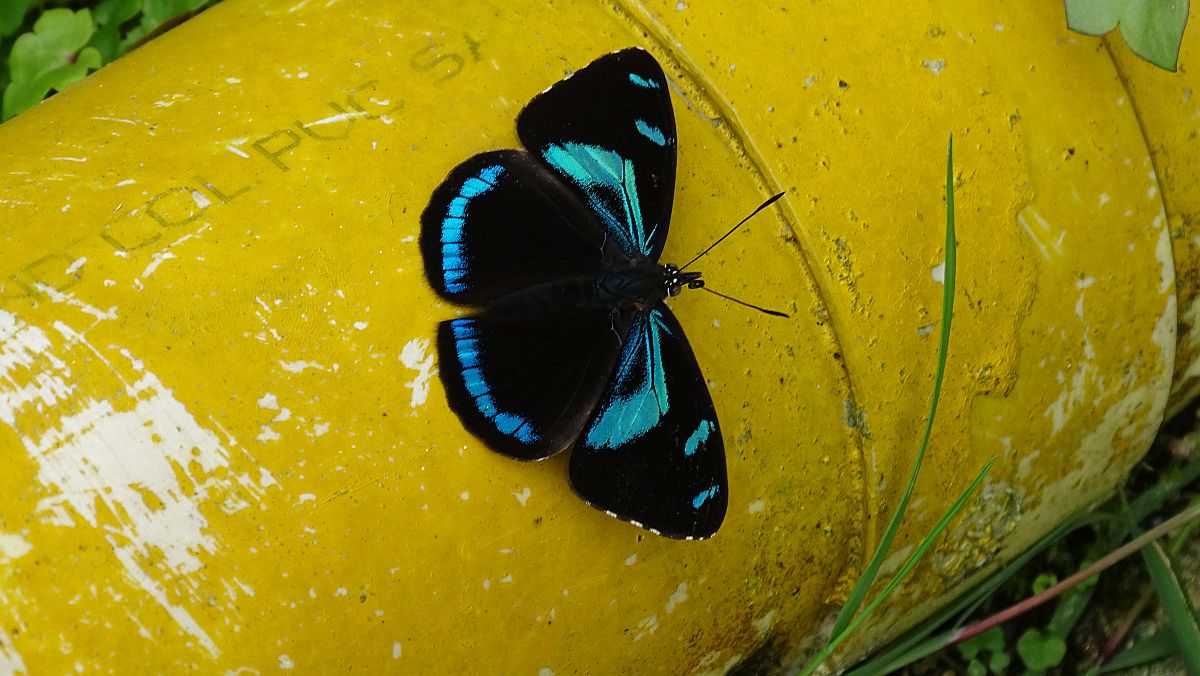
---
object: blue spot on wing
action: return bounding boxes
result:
[450,320,538,443]
[628,72,660,89]
[584,311,672,449]
[439,165,506,292]
[635,119,667,146]
[541,142,653,257]
[692,485,720,509]
[683,419,715,457]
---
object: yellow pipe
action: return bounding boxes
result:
[0,0,1193,672]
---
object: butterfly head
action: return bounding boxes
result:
[662,263,704,297]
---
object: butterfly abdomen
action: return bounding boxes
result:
[485,259,672,316]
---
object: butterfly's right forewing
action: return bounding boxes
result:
[518,48,678,263]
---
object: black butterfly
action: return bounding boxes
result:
[420,48,733,539]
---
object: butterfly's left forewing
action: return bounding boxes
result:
[569,307,728,539]
[419,150,616,307]
[518,48,677,262]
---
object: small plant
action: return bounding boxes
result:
[1065,0,1191,71]
[799,136,996,674]
[956,628,1010,675]
[0,0,219,120]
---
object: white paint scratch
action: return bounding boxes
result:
[1016,207,1061,260]
[633,615,659,641]
[279,360,327,373]
[0,534,32,560]
[33,284,117,323]
[0,311,277,657]
[307,111,369,127]
[752,610,777,635]
[399,338,435,407]
[0,634,24,675]
[665,582,688,613]
[921,59,946,75]
[140,251,177,278]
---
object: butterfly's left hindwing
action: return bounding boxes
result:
[437,308,629,460]
[518,49,677,262]
[569,307,727,539]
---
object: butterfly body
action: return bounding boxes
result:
[420,48,730,539]
[486,258,693,318]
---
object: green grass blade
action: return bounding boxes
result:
[1096,630,1177,673]
[1128,458,1200,522]
[1126,497,1200,674]
[802,458,994,675]
[828,134,957,639]
[846,512,1114,676]
[851,459,1200,674]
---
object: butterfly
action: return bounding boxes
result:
[420,48,738,539]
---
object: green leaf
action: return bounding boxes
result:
[959,627,1004,661]
[142,0,208,28]
[988,649,1011,672]
[1064,0,1190,71]
[0,0,35,38]
[94,0,143,26]
[1017,628,1067,672]
[89,0,142,62]
[1032,573,1058,595]
[958,632,985,660]
[3,8,102,120]
[1065,0,1124,34]
[966,659,987,676]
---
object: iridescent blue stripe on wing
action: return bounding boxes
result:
[541,142,653,257]
[683,419,715,457]
[635,119,667,146]
[584,310,672,449]
[628,72,660,89]
[450,320,538,443]
[440,165,505,292]
[692,485,720,509]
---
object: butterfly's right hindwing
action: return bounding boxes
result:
[569,307,727,539]
[419,150,616,307]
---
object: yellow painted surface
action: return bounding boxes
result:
[1104,17,1200,417]
[0,0,1187,673]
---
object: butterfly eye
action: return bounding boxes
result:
[687,279,705,290]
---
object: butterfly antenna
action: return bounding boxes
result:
[678,191,786,272]
[698,285,790,318]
